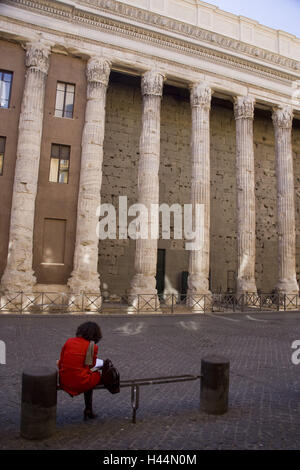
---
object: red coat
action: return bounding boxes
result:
[58,337,101,396]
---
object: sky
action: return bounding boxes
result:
[205,0,300,38]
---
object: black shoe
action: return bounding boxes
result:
[83,408,98,420]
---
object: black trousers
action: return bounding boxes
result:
[84,389,93,410]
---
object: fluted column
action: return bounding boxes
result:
[272,106,299,295]
[187,83,212,307]
[1,42,51,293]
[129,70,164,308]
[67,57,111,294]
[234,96,257,296]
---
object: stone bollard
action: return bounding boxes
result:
[20,368,57,440]
[200,356,230,415]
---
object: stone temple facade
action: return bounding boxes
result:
[0,0,300,305]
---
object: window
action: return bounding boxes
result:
[55,82,75,118]
[0,71,13,108]
[49,144,70,183]
[0,137,6,175]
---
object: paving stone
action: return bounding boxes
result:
[0,311,300,449]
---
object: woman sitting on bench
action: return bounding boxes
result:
[58,321,103,420]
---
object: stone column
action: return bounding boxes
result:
[187,83,212,309]
[234,96,257,296]
[67,57,111,295]
[129,70,164,311]
[272,106,299,295]
[1,42,50,294]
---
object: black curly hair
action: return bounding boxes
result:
[76,321,102,343]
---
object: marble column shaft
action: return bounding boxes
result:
[1,42,50,293]
[234,96,257,295]
[130,70,164,296]
[187,83,212,298]
[272,106,299,295]
[68,57,111,294]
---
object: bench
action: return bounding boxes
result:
[20,356,230,440]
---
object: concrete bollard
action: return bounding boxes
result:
[20,367,57,440]
[200,356,230,415]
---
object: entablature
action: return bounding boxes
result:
[0,0,300,117]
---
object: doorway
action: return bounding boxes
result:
[156,249,166,298]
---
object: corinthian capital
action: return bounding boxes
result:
[141,70,165,97]
[190,83,212,109]
[234,96,255,120]
[272,106,293,129]
[25,41,51,74]
[86,57,111,86]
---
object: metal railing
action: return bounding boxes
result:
[94,374,202,423]
[0,291,299,314]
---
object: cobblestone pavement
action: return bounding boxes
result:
[1,310,300,450]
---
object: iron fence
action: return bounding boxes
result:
[0,291,299,314]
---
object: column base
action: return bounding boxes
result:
[128,274,161,313]
[273,282,299,311]
[186,273,211,312]
[67,272,101,312]
[0,268,36,295]
[275,279,299,296]
[236,278,257,298]
[67,270,101,295]
[186,289,211,312]
[236,283,258,307]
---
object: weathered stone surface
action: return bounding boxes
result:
[187,83,212,307]
[2,42,300,297]
[129,71,164,308]
[234,96,257,296]
[98,81,300,296]
[67,57,111,294]
[1,0,300,299]
[0,41,50,294]
[272,106,299,295]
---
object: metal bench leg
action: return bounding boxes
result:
[131,384,140,424]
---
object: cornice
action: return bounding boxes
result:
[74,14,297,83]
[78,0,300,71]
[2,12,295,101]
[2,0,300,84]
